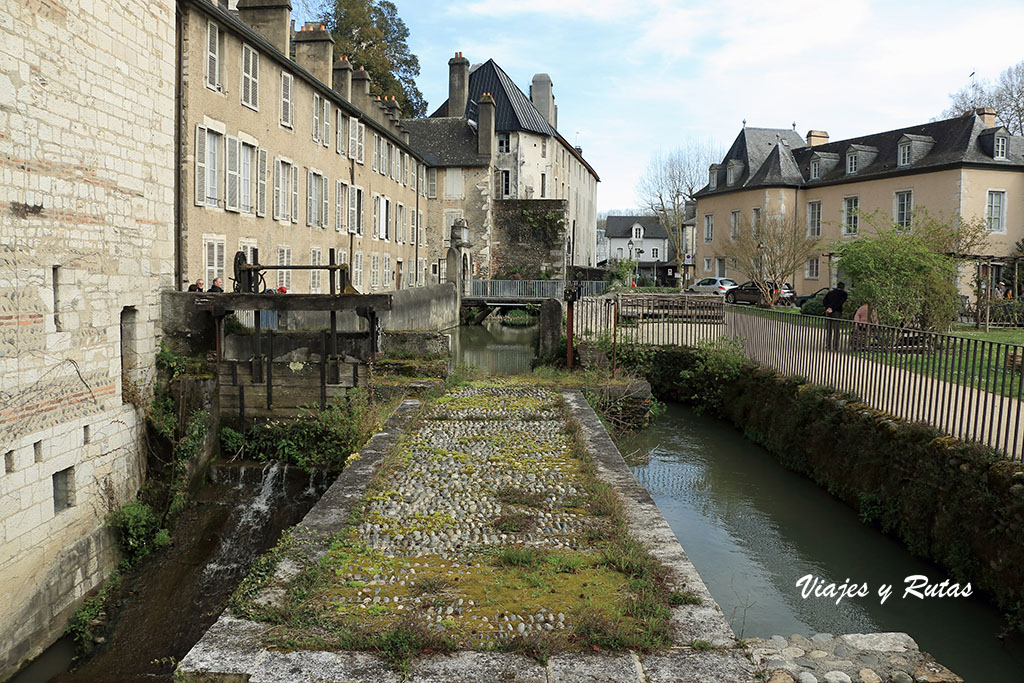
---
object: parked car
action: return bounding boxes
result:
[725,281,794,305]
[794,286,830,308]
[686,277,738,295]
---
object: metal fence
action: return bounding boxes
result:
[469,279,607,299]
[569,293,1024,461]
[232,309,278,330]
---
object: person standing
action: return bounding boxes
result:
[187,279,204,292]
[823,282,848,350]
[207,277,224,292]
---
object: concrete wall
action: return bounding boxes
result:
[0,0,176,677]
[382,282,458,331]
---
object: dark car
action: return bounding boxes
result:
[794,287,830,308]
[725,281,794,305]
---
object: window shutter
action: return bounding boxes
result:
[250,49,259,107]
[323,100,330,147]
[336,110,344,152]
[207,23,219,89]
[428,168,436,198]
[313,94,320,142]
[372,195,379,239]
[321,176,329,227]
[372,135,379,172]
[281,72,292,126]
[306,169,314,226]
[349,186,358,234]
[357,123,365,163]
[241,47,250,105]
[291,164,298,223]
[273,161,281,219]
[206,240,216,283]
[225,135,240,211]
[348,116,358,158]
[256,148,267,217]
[195,125,207,206]
[216,240,225,281]
[335,180,343,231]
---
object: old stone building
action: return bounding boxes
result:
[0,0,176,677]
[405,54,599,281]
[696,109,1024,295]
[180,0,430,295]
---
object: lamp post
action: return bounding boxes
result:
[627,239,635,286]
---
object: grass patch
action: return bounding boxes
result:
[496,547,548,568]
[492,511,535,533]
[494,486,547,508]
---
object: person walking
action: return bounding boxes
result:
[823,282,848,350]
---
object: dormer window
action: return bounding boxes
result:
[846,152,858,175]
[633,225,643,239]
[709,167,717,190]
[726,166,734,185]
[898,142,911,167]
[810,159,820,180]
[995,135,1008,159]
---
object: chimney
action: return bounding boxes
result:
[351,66,371,111]
[976,106,996,127]
[478,92,495,156]
[530,73,555,127]
[806,130,829,147]
[574,145,583,155]
[332,56,352,101]
[448,52,470,118]
[386,95,401,125]
[236,0,292,56]
[294,23,334,86]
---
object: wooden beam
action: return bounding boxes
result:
[193,293,393,312]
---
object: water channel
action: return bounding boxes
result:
[454,322,1024,682]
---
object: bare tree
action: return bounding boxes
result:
[942,62,1024,134]
[636,139,722,278]
[720,211,820,306]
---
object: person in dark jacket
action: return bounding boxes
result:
[207,277,224,292]
[823,282,848,350]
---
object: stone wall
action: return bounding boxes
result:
[0,0,176,677]
[491,199,568,279]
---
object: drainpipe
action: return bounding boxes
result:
[174,6,184,289]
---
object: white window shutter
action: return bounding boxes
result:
[273,160,281,219]
[306,169,314,226]
[291,164,298,222]
[372,135,378,172]
[323,100,330,147]
[241,47,250,105]
[205,240,216,283]
[335,180,343,231]
[250,50,259,107]
[358,123,365,163]
[281,72,292,126]
[256,148,267,217]
[321,176,329,227]
[225,135,240,212]
[349,116,358,158]
[313,94,320,142]
[349,186,358,233]
[207,23,219,89]
[216,241,225,281]
[195,125,208,206]
[336,110,344,152]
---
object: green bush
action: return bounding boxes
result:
[800,295,826,317]
[106,500,167,563]
[220,425,245,457]
[677,339,747,413]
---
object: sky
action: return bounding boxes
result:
[297,0,1024,213]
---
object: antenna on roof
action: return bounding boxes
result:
[792,121,796,131]
[742,118,746,128]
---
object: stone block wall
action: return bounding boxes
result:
[491,199,569,280]
[0,0,176,677]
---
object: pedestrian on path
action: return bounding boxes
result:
[823,282,848,350]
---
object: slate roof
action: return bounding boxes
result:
[697,112,1024,197]
[402,117,490,167]
[604,215,667,239]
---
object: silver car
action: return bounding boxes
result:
[686,277,737,295]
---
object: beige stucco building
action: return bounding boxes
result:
[180,0,430,295]
[0,0,176,677]
[695,109,1024,295]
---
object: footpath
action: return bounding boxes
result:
[177,379,960,682]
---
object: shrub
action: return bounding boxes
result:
[106,500,166,563]
[800,295,826,317]
[220,426,244,458]
[677,339,747,413]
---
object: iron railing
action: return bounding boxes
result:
[568,294,1024,460]
[469,279,607,299]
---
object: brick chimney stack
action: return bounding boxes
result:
[332,56,352,101]
[448,52,469,118]
[293,22,334,86]
[236,0,292,56]
[351,66,371,111]
[478,92,495,156]
[806,130,829,147]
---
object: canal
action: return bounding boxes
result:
[617,404,1024,683]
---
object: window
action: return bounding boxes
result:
[194,127,222,207]
[322,98,330,147]
[540,173,546,198]
[353,252,363,290]
[206,22,221,90]
[730,210,741,239]
[898,142,911,167]
[445,168,463,198]
[370,253,380,289]
[396,204,404,243]
[842,196,859,235]
[444,210,463,241]
[726,166,734,185]
[703,257,712,272]
[335,180,347,231]
[240,142,255,213]
[894,190,913,228]
[427,168,437,198]
[703,214,714,242]
[708,168,717,190]
[498,132,510,153]
[403,153,410,186]
[541,138,546,157]
[348,116,359,158]
[500,169,511,197]
[312,94,321,143]
[616,247,623,259]
[846,152,858,175]
[53,466,75,513]
[276,246,291,289]
[995,135,1008,159]
[419,165,426,196]
[651,247,659,260]
[986,190,1006,232]
[204,236,225,285]
[241,44,259,109]
[256,148,267,216]
[337,109,345,152]
[280,72,294,127]
[273,159,296,221]
[310,247,322,293]
[806,257,820,279]
[224,135,241,212]
[381,197,391,240]
[808,159,819,180]
[239,240,257,266]
[34,440,43,463]
[806,200,821,237]
[372,134,379,172]
[51,265,60,331]
[632,225,642,240]
[306,170,328,227]
[349,185,363,234]
[383,254,391,287]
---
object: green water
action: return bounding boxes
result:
[453,320,539,375]
[617,404,1024,683]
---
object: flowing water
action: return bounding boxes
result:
[616,404,1024,683]
[12,463,329,683]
